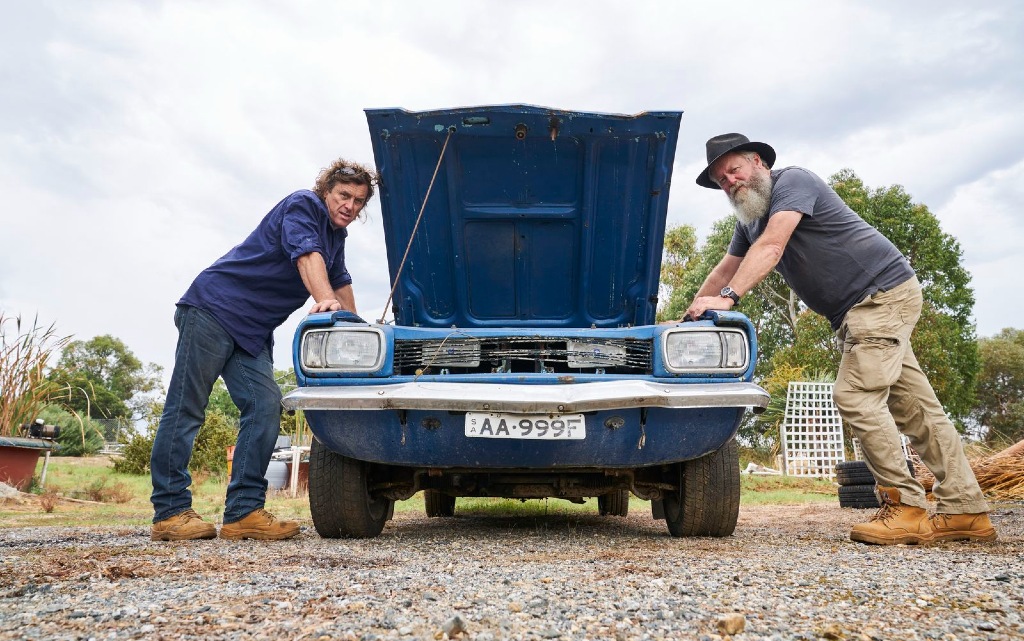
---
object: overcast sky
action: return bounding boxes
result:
[2,1,1022,390]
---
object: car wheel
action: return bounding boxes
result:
[663,439,740,537]
[838,483,880,509]
[308,438,392,538]
[598,489,630,517]
[424,490,456,517]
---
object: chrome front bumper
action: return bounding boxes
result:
[283,380,769,414]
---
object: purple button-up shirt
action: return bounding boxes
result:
[179,190,350,357]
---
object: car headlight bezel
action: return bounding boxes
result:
[300,327,386,373]
[661,327,750,374]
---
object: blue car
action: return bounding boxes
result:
[282,105,768,538]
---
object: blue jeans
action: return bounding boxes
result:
[150,305,283,524]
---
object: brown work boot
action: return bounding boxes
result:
[219,508,300,541]
[849,487,930,545]
[926,512,997,543]
[151,509,217,541]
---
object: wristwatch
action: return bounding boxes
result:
[720,286,741,304]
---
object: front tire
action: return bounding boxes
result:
[308,438,392,538]
[663,439,740,537]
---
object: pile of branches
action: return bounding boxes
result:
[915,440,1024,500]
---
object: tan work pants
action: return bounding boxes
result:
[833,276,988,513]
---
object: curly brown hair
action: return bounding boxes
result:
[313,158,377,205]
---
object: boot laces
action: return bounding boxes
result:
[254,508,276,522]
[929,513,952,529]
[871,498,902,523]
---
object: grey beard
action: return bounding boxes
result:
[730,172,773,226]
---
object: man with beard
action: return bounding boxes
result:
[682,133,996,545]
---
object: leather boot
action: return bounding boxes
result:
[849,487,930,545]
[151,509,217,541]
[220,508,300,541]
[927,512,997,543]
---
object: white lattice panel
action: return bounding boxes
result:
[780,382,845,478]
[852,435,917,462]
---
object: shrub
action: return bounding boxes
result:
[112,404,159,474]
[113,403,241,477]
[81,478,133,504]
[113,426,155,475]
[36,405,105,456]
[190,410,238,476]
[39,488,60,513]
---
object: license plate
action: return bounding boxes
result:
[464,412,586,440]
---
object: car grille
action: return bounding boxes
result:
[393,337,653,375]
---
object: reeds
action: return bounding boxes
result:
[0,313,71,437]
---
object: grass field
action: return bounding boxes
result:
[0,455,838,528]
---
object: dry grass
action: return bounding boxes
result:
[80,479,135,504]
[915,442,1024,500]
[38,488,60,513]
[0,313,71,437]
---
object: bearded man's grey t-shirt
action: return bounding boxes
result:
[726,167,914,330]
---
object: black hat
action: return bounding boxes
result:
[696,133,776,189]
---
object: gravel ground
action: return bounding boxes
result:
[1,502,1022,641]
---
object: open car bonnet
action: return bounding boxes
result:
[366,105,681,328]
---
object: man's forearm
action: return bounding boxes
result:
[728,242,783,297]
[297,252,347,314]
[296,253,335,302]
[335,284,356,313]
[696,265,732,298]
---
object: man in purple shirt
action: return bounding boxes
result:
[150,160,375,541]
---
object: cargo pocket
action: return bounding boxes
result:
[843,337,903,391]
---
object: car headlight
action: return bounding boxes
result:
[662,328,749,373]
[301,328,385,372]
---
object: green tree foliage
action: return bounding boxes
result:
[190,409,239,475]
[47,335,163,421]
[657,224,697,322]
[971,328,1024,443]
[206,379,241,423]
[767,311,839,375]
[661,218,731,321]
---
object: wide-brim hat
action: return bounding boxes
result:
[696,133,776,189]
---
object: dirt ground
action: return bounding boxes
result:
[2,501,1023,640]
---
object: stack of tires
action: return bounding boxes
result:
[835,459,916,509]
